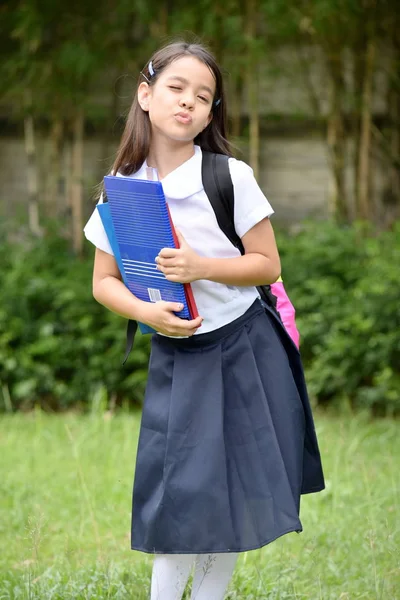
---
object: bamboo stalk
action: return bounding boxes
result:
[325,51,349,221]
[23,107,41,236]
[45,117,64,218]
[246,0,260,178]
[70,109,84,256]
[357,36,376,220]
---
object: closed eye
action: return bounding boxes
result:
[169,85,182,91]
[198,95,210,103]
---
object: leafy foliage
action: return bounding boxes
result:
[0,233,150,412]
[278,221,400,415]
[0,221,399,414]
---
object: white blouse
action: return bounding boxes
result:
[84,145,274,334]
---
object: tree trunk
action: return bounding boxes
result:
[150,0,168,37]
[23,108,41,236]
[389,86,400,202]
[230,71,242,140]
[380,43,400,228]
[159,1,168,37]
[45,117,64,218]
[246,0,260,178]
[248,76,260,178]
[297,45,321,116]
[213,1,224,64]
[325,51,349,221]
[65,136,72,219]
[97,74,124,184]
[356,36,375,220]
[70,109,84,255]
[351,36,366,210]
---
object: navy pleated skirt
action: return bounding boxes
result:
[131,299,325,554]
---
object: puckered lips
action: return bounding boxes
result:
[174,111,192,125]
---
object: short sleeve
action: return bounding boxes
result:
[83,193,114,255]
[228,158,274,239]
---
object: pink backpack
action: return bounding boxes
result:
[271,279,300,348]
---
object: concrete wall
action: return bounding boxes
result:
[0,133,332,227]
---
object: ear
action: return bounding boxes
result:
[137,82,151,111]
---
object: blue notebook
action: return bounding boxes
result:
[98,175,198,334]
[97,202,155,335]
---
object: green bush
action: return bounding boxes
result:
[0,233,150,411]
[278,221,400,415]
[0,221,399,414]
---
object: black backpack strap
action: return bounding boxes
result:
[123,319,138,365]
[201,151,278,311]
[201,152,244,254]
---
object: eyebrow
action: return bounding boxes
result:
[166,76,214,97]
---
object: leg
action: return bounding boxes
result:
[191,553,238,600]
[151,554,195,600]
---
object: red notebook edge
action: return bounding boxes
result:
[165,204,199,320]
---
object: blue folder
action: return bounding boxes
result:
[98,175,197,334]
[97,202,155,335]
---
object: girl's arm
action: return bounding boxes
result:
[156,218,281,286]
[92,249,145,320]
[200,217,281,286]
[92,249,203,336]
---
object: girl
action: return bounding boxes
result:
[84,41,324,600]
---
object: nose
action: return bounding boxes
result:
[179,92,195,110]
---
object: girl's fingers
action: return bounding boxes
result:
[157,266,174,276]
[164,274,180,282]
[158,303,203,336]
[162,305,203,324]
[169,318,203,335]
[158,247,179,259]
[156,263,176,272]
[156,256,180,267]
[179,317,203,330]
[158,268,188,282]
[164,302,184,313]
[171,326,200,337]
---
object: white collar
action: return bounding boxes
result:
[132,146,203,200]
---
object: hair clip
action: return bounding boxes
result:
[214,98,221,107]
[140,61,155,83]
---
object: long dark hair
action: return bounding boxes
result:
[112,41,232,178]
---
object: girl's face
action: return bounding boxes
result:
[138,56,216,144]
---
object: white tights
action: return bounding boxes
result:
[150,552,238,600]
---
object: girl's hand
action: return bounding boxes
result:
[141,301,203,337]
[155,231,204,283]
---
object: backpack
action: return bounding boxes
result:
[201,152,299,349]
[120,151,299,362]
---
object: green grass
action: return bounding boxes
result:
[0,410,399,599]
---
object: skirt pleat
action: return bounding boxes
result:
[131,300,324,554]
